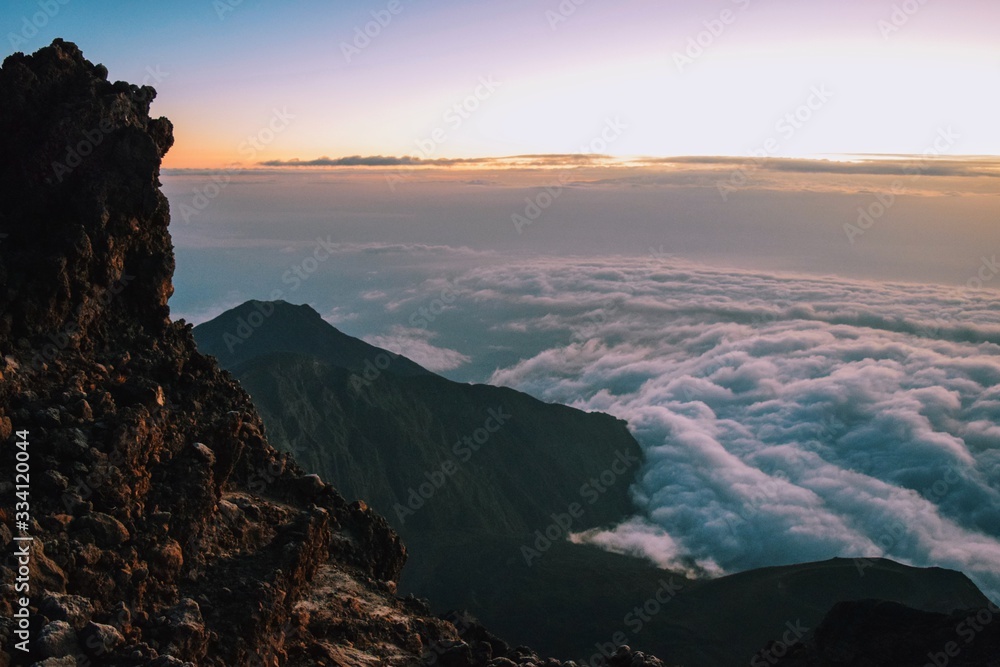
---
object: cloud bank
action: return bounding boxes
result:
[169,223,1000,600]
[428,257,1000,600]
[363,325,471,372]
[260,155,485,167]
[258,153,621,168]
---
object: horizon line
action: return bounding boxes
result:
[160,152,1000,172]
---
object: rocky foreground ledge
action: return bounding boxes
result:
[0,40,668,667]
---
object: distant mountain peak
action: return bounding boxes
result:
[194,299,432,378]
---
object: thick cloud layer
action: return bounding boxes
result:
[446,257,1000,600]
[164,160,1000,600]
[177,232,1000,600]
[364,325,471,372]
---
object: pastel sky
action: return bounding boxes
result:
[7,0,1000,600]
[3,0,999,168]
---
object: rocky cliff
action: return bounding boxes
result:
[0,40,667,667]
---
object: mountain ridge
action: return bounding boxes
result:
[194,300,645,537]
[194,299,432,380]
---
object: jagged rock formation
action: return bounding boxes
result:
[0,40,668,667]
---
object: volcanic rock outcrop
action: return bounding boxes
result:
[0,40,667,667]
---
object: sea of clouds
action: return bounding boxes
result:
[172,225,1000,600]
[359,254,1000,600]
[162,158,1000,600]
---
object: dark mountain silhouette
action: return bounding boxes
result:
[194,300,643,537]
[194,300,431,379]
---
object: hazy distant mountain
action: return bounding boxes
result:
[193,299,432,378]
